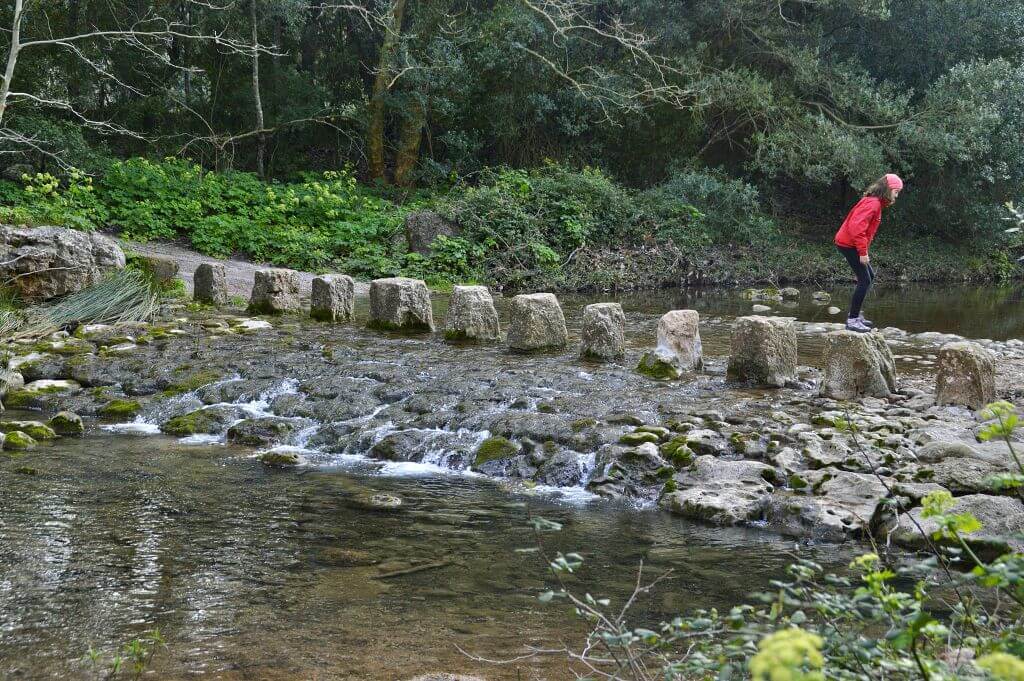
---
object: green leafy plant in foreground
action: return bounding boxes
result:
[470,403,1024,679]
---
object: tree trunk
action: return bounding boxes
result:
[67,0,82,102]
[250,0,266,178]
[0,0,24,128]
[393,96,425,187]
[367,0,407,184]
[299,5,323,72]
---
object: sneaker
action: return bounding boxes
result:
[857,313,875,328]
[846,317,871,333]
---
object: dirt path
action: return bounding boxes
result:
[119,240,370,299]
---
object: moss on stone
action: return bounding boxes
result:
[160,410,220,436]
[660,436,694,467]
[0,421,57,440]
[164,369,223,395]
[619,431,660,446]
[99,399,142,419]
[14,465,37,475]
[259,451,301,467]
[635,352,680,380]
[474,436,519,466]
[656,465,675,480]
[48,412,84,436]
[662,477,678,494]
[5,431,37,450]
[571,418,597,432]
[536,402,556,414]
[367,319,433,334]
[788,474,808,489]
[3,390,34,408]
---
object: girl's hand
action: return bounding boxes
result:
[859,254,870,265]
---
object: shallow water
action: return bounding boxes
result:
[0,434,848,680]
[1,281,1020,679]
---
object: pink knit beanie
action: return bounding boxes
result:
[885,173,904,190]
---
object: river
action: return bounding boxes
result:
[1,282,1021,679]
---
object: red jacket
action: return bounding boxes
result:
[835,196,885,256]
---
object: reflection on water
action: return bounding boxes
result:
[0,435,849,680]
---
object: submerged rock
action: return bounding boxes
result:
[311,274,355,323]
[444,286,500,342]
[580,303,625,361]
[935,341,995,409]
[507,293,568,352]
[727,316,797,387]
[368,277,435,332]
[259,450,304,467]
[249,268,301,314]
[820,331,897,400]
[194,263,227,305]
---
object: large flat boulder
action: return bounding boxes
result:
[368,277,434,332]
[660,456,777,525]
[580,303,625,361]
[820,331,896,400]
[935,341,995,409]
[0,225,125,300]
[507,293,568,352]
[444,285,500,341]
[727,316,797,387]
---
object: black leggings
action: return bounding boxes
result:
[838,245,874,319]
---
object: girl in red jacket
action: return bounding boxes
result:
[834,173,903,333]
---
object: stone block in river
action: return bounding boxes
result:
[507,293,568,352]
[194,263,227,305]
[444,285,500,341]
[636,310,703,378]
[892,494,1024,559]
[820,330,897,400]
[137,255,179,284]
[249,268,301,315]
[659,456,777,525]
[935,341,995,409]
[580,303,625,361]
[310,274,355,322]
[368,277,434,332]
[726,316,797,388]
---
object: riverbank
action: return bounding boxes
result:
[3,159,1019,294]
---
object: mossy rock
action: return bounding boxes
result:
[3,390,34,408]
[662,477,678,494]
[636,425,671,440]
[98,399,142,419]
[163,369,223,396]
[729,432,753,453]
[0,421,57,440]
[259,451,302,467]
[571,418,597,432]
[660,436,694,467]
[5,431,37,451]
[474,436,519,466]
[788,474,808,490]
[160,407,235,437]
[14,465,37,475]
[636,353,681,380]
[656,465,675,480]
[619,431,660,446]
[48,411,85,436]
[536,402,556,414]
